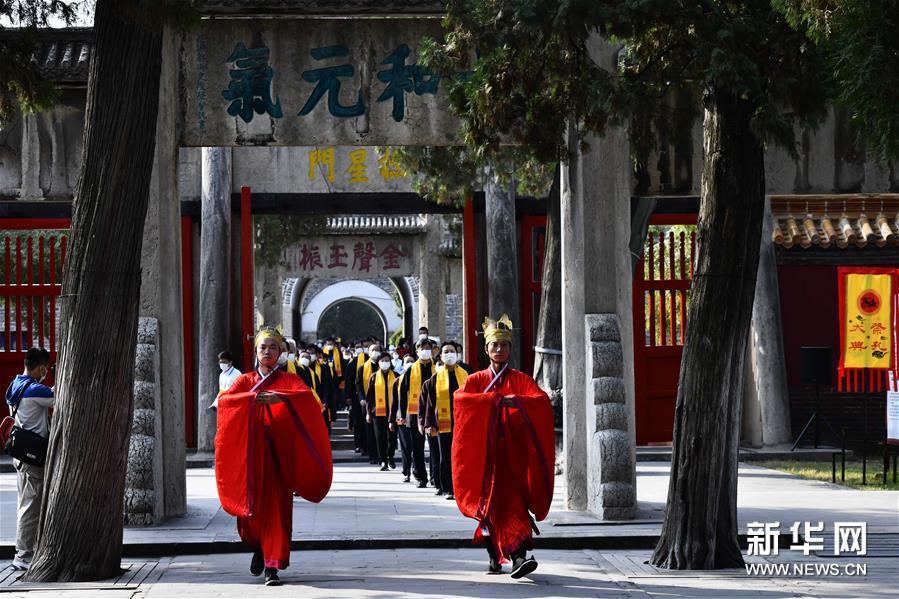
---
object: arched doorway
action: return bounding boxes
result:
[299,280,403,344]
[283,276,415,342]
[317,299,387,342]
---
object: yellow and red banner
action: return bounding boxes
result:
[838,267,899,391]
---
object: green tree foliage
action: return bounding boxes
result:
[776,0,899,162]
[254,214,328,269]
[385,146,554,206]
[0,1,80,125]
[423,1,827,160]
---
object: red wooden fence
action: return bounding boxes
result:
[0,219,70,415]
[632,214,697,444]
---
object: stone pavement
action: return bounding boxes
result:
[0,547,896,598]
[0,460,896,596]
[1,460,896,552]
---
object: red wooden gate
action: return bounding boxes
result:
[632,214,696,444]
[0,219,69,415]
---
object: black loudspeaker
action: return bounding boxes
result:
[801,346,832,386]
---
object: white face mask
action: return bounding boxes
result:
[219,362,231,372]
[418,349,432,361]
[404,361,415,370]
[391,352,399,360]
[354,349,362,357]
[379,360,391,371]
[324,344,333,352]
[442,352,458,366]
[370,350,382,360]
[287,353,296,362]
[343,353,353,361]
[278,352,288,366]
[419,333,428,341]
[299,357,311,367]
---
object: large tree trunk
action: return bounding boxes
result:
[26,0,163,582]
[533,167,562,424]
[650,88,765,570]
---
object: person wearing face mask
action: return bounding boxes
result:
[349,342,371,456]
[452,315,553,579]
[420,342,472,501]
[215,328,332,586]
[365,354,398,470]
[209,351,243,410]
[389,355,418,481]
[310,345,336,434]
[418,326,430,343]
[356,342,381,464]
[322,337,344,405]
[294,347,327,427]
[341,347,356,418]
[397,338,434,488]
[4,348,54,571]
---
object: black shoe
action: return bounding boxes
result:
[263,568,282,586]
[435,489,444,496]
[379,463,389,471]
[403,475,411,483]
[510,556,538,579]
[417,480,427,488]
[388,458,396,469]
[445,494,455,500]
[354,448,362,453]
[250,550,264,576]
[487,557,502,574]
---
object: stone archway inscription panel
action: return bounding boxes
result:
[179,18,463,146]
[283,235,418,278]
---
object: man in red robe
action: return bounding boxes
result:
[215,328,333,586]
[452,314,555,579]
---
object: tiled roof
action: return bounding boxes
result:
[1,28,93,84]
[772,194,899,249]
[325,215,426,234]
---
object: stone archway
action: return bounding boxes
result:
[317,298,388,343]
[282,275,417,343]
[298,280,403,344]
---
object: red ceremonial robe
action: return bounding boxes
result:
[452,366,554,563]
[215,368,333,569]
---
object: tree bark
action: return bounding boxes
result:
[26,0,163,582]
[533,167,562,421]
[650,88,765,570]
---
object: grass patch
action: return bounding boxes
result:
[748,460,899,491]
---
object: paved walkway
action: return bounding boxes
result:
[0,547,896,598]
[0,460,896,596]
[2,460,896,549]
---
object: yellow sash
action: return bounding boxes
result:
[298,365,324,410]
[361,360,374,395]
[407,360,425,418]
[436,366,468,433]
[374,369,396,417]
[286,360,297,375]
[329,347,343,377]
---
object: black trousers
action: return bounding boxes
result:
[351,396,366,450]
[408,416,427,482]
[366,416,377,463]
[426,433,441,490]
[397,425,412,476]
[438,431,454,495]
[373,416,389,464]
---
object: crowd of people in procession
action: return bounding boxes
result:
[218,325,473,498]
[3,317,555,589]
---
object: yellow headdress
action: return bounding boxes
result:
[482,314,513,345]
[254,327,285,347]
